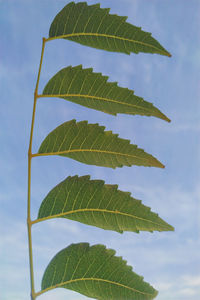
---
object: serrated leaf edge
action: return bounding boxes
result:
[36,243,158,298]
[35,120,165,169]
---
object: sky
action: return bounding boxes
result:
[0,0,200,299]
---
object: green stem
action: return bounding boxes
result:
[27,37,46,300]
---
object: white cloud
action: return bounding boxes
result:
[178,288,196,296]
[182,275,200,287]
[154,274,200,300]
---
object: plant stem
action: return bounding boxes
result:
[27,37,46,300]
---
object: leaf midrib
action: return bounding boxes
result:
[34,208,170,229]
[33,149,163,168]
[38,93,163,116]
[39,277,155,297]
[47,33,171,56]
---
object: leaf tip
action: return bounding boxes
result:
[153,160,165,169]
[161,113,171,123]
[160,222,175,232]
[168,224,175,231]
[166,117,171,123]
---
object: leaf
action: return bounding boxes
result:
[37,120,164,169]
[48,2,171,57]
[41,65,170,122]
[37,175,174,233]
[41,243,158,299]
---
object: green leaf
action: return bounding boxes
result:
[37,120,164,169]
[41,65,170,122]
[41,243,158,299]
[48,2,171,57]
[37,175,174,233]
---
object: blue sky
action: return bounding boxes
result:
[0,0,200,299]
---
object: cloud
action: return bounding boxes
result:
[182,275,200,287]
[154,274,200,300]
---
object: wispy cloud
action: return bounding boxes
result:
[154,274,200,299]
